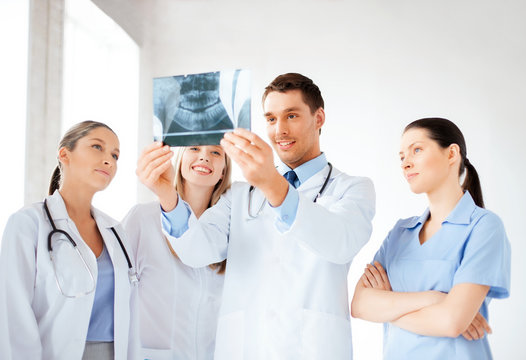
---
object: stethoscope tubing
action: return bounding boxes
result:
[43,199,133,271]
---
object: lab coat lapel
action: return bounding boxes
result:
[44,190,71,222]
[44,191,98,271]
[91,208,130,359]
[296,164,336,196]
[91,207,120,266]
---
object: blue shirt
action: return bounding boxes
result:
[373,191,511,359]
[272,153,328,227]
[86,245,115,342]
[162,153,328,234]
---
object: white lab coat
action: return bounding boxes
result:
[123,202,224,360]
[166,164,375,360]
[0,190,139,360]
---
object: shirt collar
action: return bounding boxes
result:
[400,191,477,229]
[276,153,327,186]
[443,191,477,225]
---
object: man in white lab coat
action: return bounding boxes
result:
[140,73,375,359]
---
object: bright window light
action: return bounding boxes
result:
[62,0,140,220]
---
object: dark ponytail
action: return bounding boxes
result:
[404,118,485,208]
[48,120,116,195]
[462,159,484,208]
[48,166,61,195]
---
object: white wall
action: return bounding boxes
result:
[139,0,525,358]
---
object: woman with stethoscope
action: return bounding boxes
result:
[123,142,231,360]
[0,121,139,360]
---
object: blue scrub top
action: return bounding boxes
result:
[373,191,511,360]
[86,245,115,342]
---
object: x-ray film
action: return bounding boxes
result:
[153,69,251,146]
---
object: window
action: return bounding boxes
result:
[62,0,139,220]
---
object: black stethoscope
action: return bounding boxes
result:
[247,162,333,219]
[44,199,139,298]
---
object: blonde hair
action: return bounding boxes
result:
[173,146,232,274]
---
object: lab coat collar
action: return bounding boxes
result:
[400,191,476,229]
[44,190,71,221]
[91,206,120,229]
[45,190,119,228]
[299,162,337,192]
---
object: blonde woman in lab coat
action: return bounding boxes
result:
[124,144,231,360]
[0,121,139,360]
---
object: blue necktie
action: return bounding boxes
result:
[284,170,298,188]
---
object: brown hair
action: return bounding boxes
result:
[48,121,116,195]
[173,146,232,274]
[404,118,484,208]
[262,73,324,114]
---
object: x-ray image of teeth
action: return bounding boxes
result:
[153,69,251,146]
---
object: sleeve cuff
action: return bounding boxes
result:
[271,184,299,231]
[161,197,191,237]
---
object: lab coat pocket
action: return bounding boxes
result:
[300,309,352,360]
[214,310,245,360]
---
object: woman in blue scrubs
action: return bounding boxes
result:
[351,118,511,359]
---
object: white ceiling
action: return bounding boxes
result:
[91,0,148,45]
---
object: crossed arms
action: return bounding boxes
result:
[351,261,491,340]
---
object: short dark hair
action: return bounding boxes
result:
[262,73,324,114]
